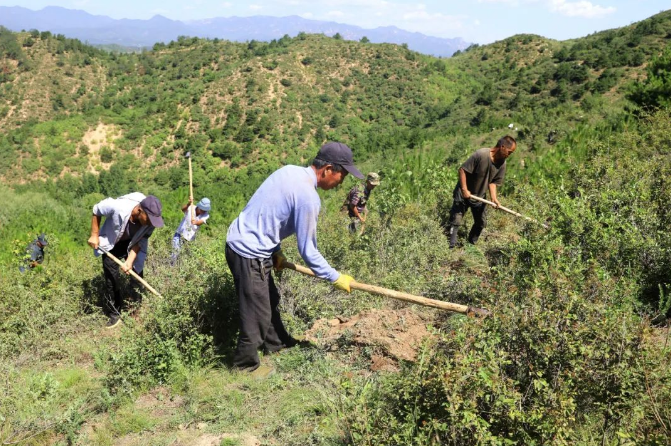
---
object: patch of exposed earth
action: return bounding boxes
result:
[304,308,435,371]
[113,430,260,446]
[80,386,260,446]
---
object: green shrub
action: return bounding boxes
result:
[344,110,671,445]
[100,241,237,395]
[99,146,113,163]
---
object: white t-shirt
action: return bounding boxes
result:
[176,205,209,241]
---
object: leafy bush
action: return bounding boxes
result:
[100,241,237,395]
[629,47,671,109]
[344,110,671,445]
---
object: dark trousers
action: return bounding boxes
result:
[449,198,487,246]
[226,244,293,370]
[102,240,144,316]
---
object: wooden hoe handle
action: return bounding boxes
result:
[282,261,490,317]
[188,156,194,200]
[468,195,549,229]
[98,248,164,299]
[188,157,196,221]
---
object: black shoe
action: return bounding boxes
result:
[283,337,299,348]
[234,363,260,373]
[106,314,121,329]
[285,336,315,349]
[263,337,306,355]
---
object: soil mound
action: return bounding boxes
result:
[305,308,434,371]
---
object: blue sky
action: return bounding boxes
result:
[1,0,668,44]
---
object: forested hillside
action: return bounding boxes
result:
[1,9,671,446]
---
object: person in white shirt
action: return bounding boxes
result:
[88,193,164,327]
[172,197,211,263]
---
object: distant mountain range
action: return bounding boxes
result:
[0,6,469,57]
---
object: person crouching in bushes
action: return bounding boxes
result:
[19,233,48,273]
[172,197,211,264]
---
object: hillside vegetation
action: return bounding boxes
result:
[1,10,671,446]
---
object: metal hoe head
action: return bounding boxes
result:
[185,151,191,158]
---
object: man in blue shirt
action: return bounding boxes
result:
[226,141,364,372]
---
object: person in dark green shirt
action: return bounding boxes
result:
[448,136,516,248]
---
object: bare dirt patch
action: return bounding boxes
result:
[134,386,184,418]
[305,308,435,371]
[112,430,260,446]
[189,433,260,446]
[82,122,120,173]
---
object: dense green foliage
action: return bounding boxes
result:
[344,112,671,445]
[629,47,671,109]
[1,9,671,445]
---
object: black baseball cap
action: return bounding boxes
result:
[315,142,364,179]
[37,233,48,246]
[140,195,164,228]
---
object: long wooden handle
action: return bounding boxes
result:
[98,248,163,299]
[468,195,549,229]
[282,261,489,317]
[188,157,195,221]
[188,157,194,200]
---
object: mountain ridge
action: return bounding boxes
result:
[0,5,469,57]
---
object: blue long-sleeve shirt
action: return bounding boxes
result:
[226,165,339,282]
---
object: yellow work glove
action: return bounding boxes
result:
[333,274,355,293]
[272,249,287,271]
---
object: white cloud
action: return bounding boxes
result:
[549,0,616,17]
[249,4,262,11]
[275,0,309,4]
[474,19,481,26]
[275,0,388,6]
[399,7,466,34]
[324,0,389,6]
[476,0,539,5]
[477,0,615,18]
[300,12,314,18]
[221,2,233,7]
[328,10,345,17]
